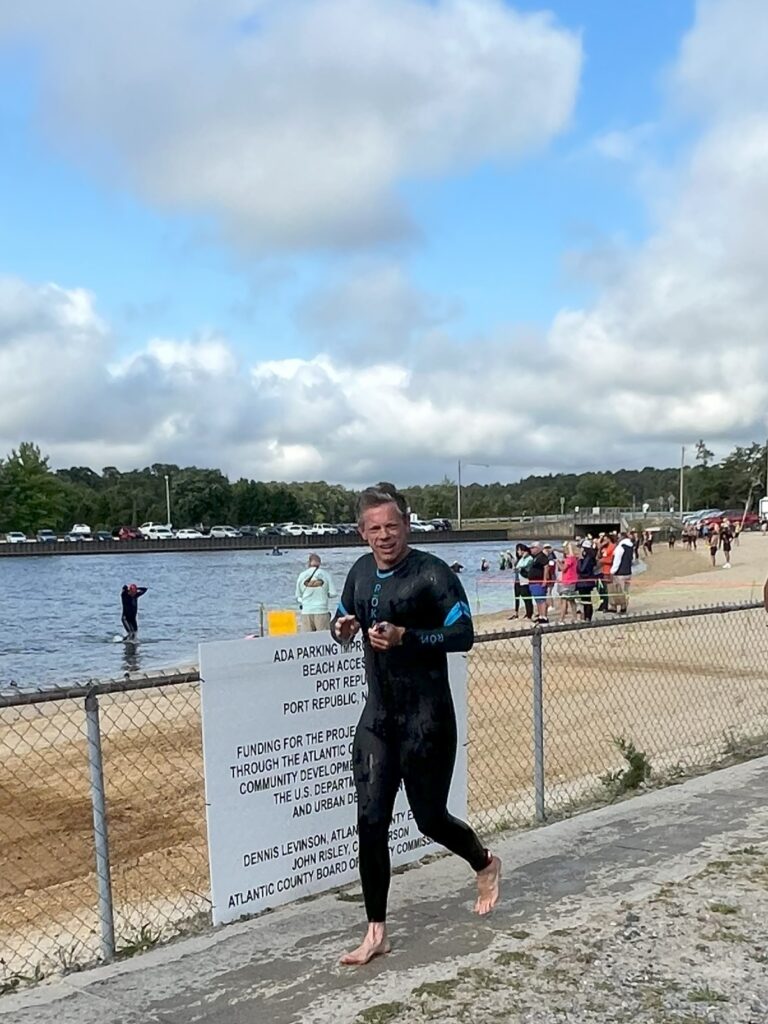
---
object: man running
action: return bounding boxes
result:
[331,483,501,966]
[120,583,147,639]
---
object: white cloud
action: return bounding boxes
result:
[1,0,581,251]
[3,0,768,487]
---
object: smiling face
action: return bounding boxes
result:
[359,501,410,569]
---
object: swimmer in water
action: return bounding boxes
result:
[120,583,147,640]
[331,483,500,966]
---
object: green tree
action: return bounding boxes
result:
[0,442,68,533]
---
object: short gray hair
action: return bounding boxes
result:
[356,482,408,524]
[308,553,321,566]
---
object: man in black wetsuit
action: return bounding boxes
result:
[331,483,501,966]
[120,583,147,639]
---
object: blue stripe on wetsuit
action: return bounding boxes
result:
[336,601,349,616]
[443,600,471,627]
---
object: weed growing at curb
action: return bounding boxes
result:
[600,735,652,795]
[687,984,729,1003]
[356,1002,406,1024]
[116,923,162,959]
[709,901,739,915]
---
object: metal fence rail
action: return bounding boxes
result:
[2,602,767,989]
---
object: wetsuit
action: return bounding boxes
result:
[120,587,147,636]
[332,549,488,922]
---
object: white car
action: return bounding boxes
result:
[282,523,311,536]
[311,523,339,535]
[175,528,204,539]
[142,524,175,540]
[409,519,436,532]
[208,525,241,538]
[5,531,28,543]
[70,523,92,537]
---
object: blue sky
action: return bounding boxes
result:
[0,2,693,348]
[1,0,766,484]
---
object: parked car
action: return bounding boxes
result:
[69,523,92,537]
[335,523,358,535]
[176,528,205,539]
[208,525,241,538]
[64,531,91,542]
[409,519,436,532]
[141,524,175,540]
[261,525,288,537]
[282,523,311,536]
[429,518,452,531]
[36,529,57,543]
[5,531,28,543]
[93,531,113,542]
[139,522,171,539]
[237,525,262,537]
[311,523,339,535]
[117,525,142,540]
[705,510,760,530]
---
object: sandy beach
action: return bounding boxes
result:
[2,533,767,980]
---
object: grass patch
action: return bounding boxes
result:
[413,979,461,999]
[356,1002,406,1024]
[709,902,739,915]
[494,951,537,967]
[688,985,729,1004]
[600,735,652,795]
[0,964,45,996]
[506,928,531,940]
[115,923,162,959]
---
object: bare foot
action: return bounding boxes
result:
[474,855,501,915]
[339,922,391,966]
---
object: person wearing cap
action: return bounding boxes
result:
[121,582,148,639]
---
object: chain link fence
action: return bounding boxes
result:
[3,604,768,990]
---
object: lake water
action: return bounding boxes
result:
[0,540,528,687]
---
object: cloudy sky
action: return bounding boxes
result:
[1,0,767,486]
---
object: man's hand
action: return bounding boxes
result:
[334,615,361,643]
[368,621,405,651]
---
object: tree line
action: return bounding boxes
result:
[0,439,765,534]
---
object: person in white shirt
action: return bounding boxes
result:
[295,553,337,631]
[610,533,634,615]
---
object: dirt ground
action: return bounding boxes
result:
[2,547,767,979]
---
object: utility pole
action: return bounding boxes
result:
[679,445,685,515]
[164,474,172,527]
[456,460,462,531]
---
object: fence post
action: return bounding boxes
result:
[531,629,546,822]
[84,690,116,962]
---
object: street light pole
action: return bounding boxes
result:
[457,460,462,531]
[164,474,171,527]
[679,445,685,515]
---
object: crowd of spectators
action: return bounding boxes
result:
[498,530,639,625]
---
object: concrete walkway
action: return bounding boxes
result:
[4,756,768,1024]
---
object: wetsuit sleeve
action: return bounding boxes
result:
[401,563,474,653]
[330,567,358,643]
[136,587,148,598]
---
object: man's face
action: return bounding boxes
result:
[359,502,409,569]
